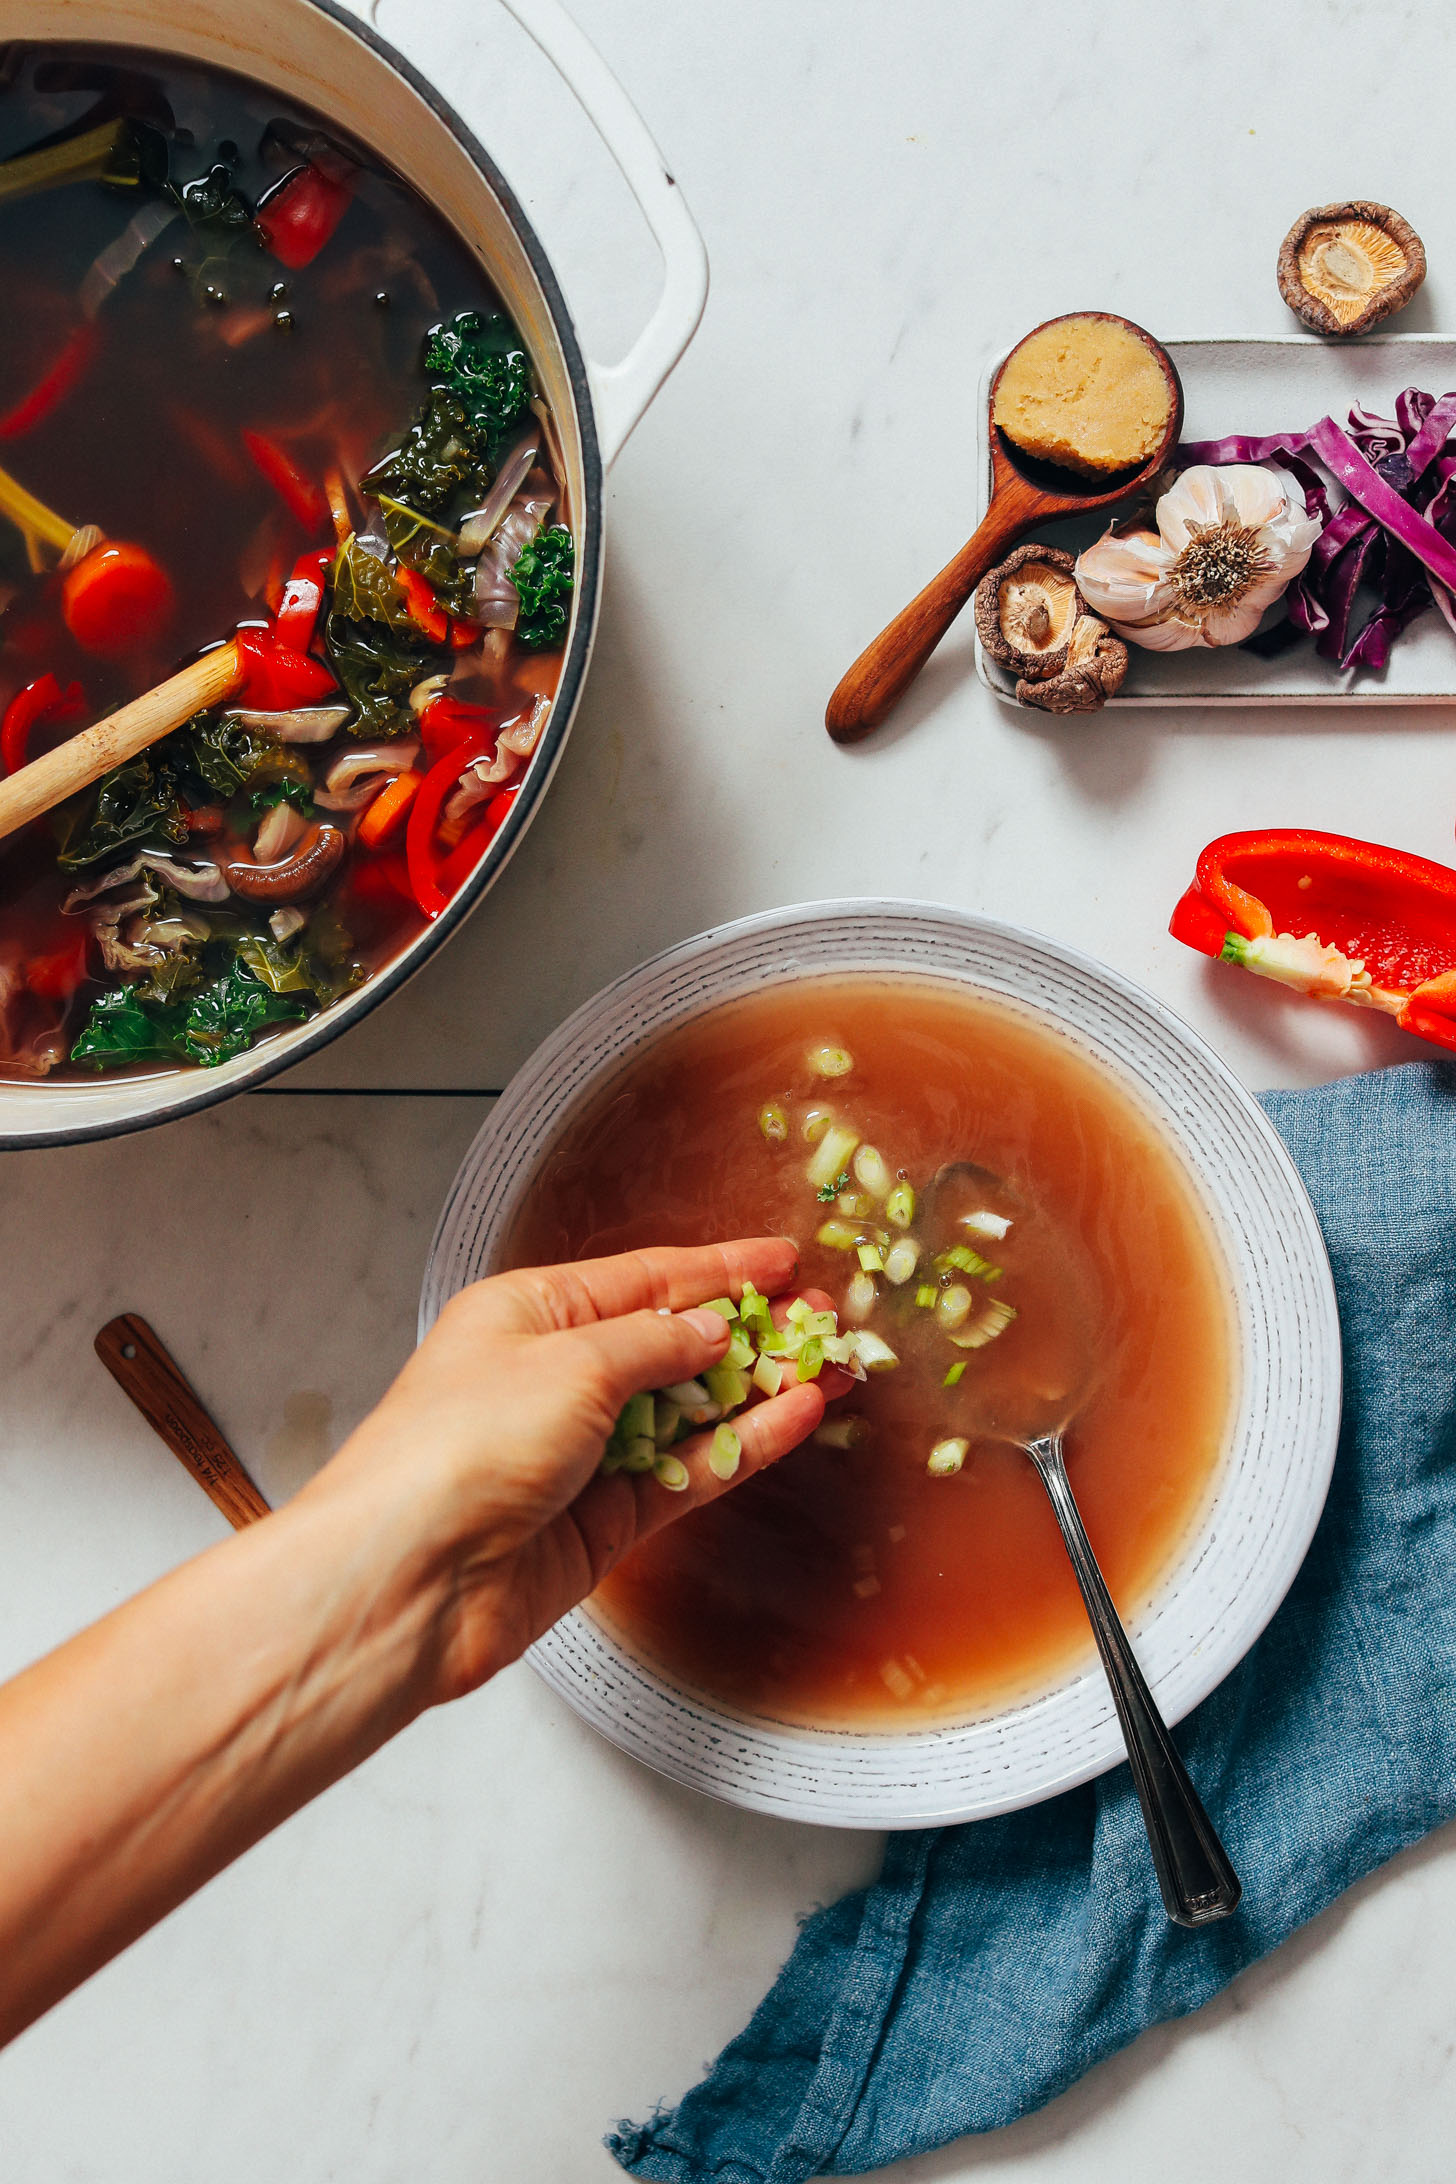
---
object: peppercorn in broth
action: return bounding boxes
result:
[0,44,573,1079]
[507,977,1235,1729]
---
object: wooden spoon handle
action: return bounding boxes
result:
[0,639,243,845]
[824,481,1047,744]
[95,1313,271,1531]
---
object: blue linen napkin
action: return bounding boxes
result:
[610,1059,1456,2182]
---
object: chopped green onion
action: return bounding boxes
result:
[701,1296,737,1319]
[950,1299,1018,1350]
[962,1209,1011,1241]
[600,1448,625,1475]
[662,1378,709,1407]
[709,1423,742,1480]
[738,1288,773,1334]
[835,1188,877,1219]
[942,1362,966,1388]
[850,1329,900,1373]
[802,1106,835,1144]
[821,1333,856,1366]
[623,1435,658,1473]
[752,1353,784,1397]
[803,1309,838,1338]
[814,1415,869,1449]
[914,1284,937,1309]
[885,1181,916,1230]
[653,1397,683,1446]
[817,1217,859,1251]
[758,1102,789,1143]
[935,1243,1001,1282]
[807,1043,854,1078]
[619,1391,654,1443]
[936,1284,973,1332]
[884,1237,919,1286]
[797,1335,826,1381]
[653,1454,691,1491]
[705,1363,751,1412]
[852,1144,892,1198]
[856,1242,884,1273]
[844,1270,877,1322]
[725,1328,755,1369]
[807,1123,861,1193]
[785,1297,812,1325]
[927,1437,969,1477]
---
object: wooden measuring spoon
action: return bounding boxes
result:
[96,1313,271,1530]
[0,638,242,845]
[824,313,1184,743]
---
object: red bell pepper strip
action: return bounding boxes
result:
[418,695,500,763]
[438,787,518,899]
[404,735,491,920]
[396,566,450,645]
[0,323,96,440]
[243,429,328,533]
[256,164,352,270]
[234,625,338,710]
[348,849,413,915]
[274,547,334,652]
[1,671,87,775]
[1170,828,1456,1055]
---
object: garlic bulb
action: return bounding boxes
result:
[1075,463,1322,651]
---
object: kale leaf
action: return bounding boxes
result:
[423,311,532,465]
[70,959,311,1072]
[362,389,487,516]
[179,713,311,801]
[324,537,444,735]
[248,778,314,817]
[376,495,476,618]
[56,752,190,870]
[510,523,574,651]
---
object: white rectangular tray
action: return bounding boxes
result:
[974,332,1456,707]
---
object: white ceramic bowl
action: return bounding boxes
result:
[420,900,1342,1828]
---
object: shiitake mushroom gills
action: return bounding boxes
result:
[992,315,1177,479]
[1277,202,1426,337]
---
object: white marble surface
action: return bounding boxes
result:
[4,1,1456,2177]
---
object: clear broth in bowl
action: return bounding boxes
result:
[508,975,1235,1728]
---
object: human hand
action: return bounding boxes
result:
[304,1238,844,1706]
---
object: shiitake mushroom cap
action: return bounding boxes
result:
[1276,201,1426,337]
[973,542,1084,681]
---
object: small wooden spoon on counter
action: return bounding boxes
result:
[96,1313,270,1530]
[824,313,1184,743]
[0,639,242,844]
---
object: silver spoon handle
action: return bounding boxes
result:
[1025,1435,1241,1928]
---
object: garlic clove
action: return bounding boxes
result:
[1073,527,1173,625]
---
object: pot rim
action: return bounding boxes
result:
[0,0,604,1148]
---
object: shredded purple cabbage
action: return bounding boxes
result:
[1175,391,1456,672]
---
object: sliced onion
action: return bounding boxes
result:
[62,850,229,906]
[456,428,540,555]
[473,492,554,628]
[531,396,569,506]
[269,905,308,942]
[253,801,308,864]
[315,737,420,811]
[442,747,521,828]
[225,706,350,742]
[497,694,551,760]
[79,200,179,320]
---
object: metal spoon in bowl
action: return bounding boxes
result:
[928,1161,1241,1928]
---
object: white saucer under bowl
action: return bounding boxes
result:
[420,900,1341,1829]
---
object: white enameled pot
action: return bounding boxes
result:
[0,0,707,1147]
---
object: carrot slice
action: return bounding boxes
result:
[357,769,419,849]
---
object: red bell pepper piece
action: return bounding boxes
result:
[1170,828,1456,1055]
[62,542,174,658]
[0,323,96,440]
[418,695,500,763]
[395,566,450,645]
[243,429,328,533]
[256,164,352,270]
[1,671,87,775]
[438,787,518,899]
[404,735,492,920]
[234,625,338,710]
[274,547,334,652]
[26,933,88,1000]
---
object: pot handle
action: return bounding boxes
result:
[498,0,708,469]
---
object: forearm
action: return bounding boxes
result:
[0,1470,450,2048]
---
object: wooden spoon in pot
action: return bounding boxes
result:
[824,313,1183,743]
